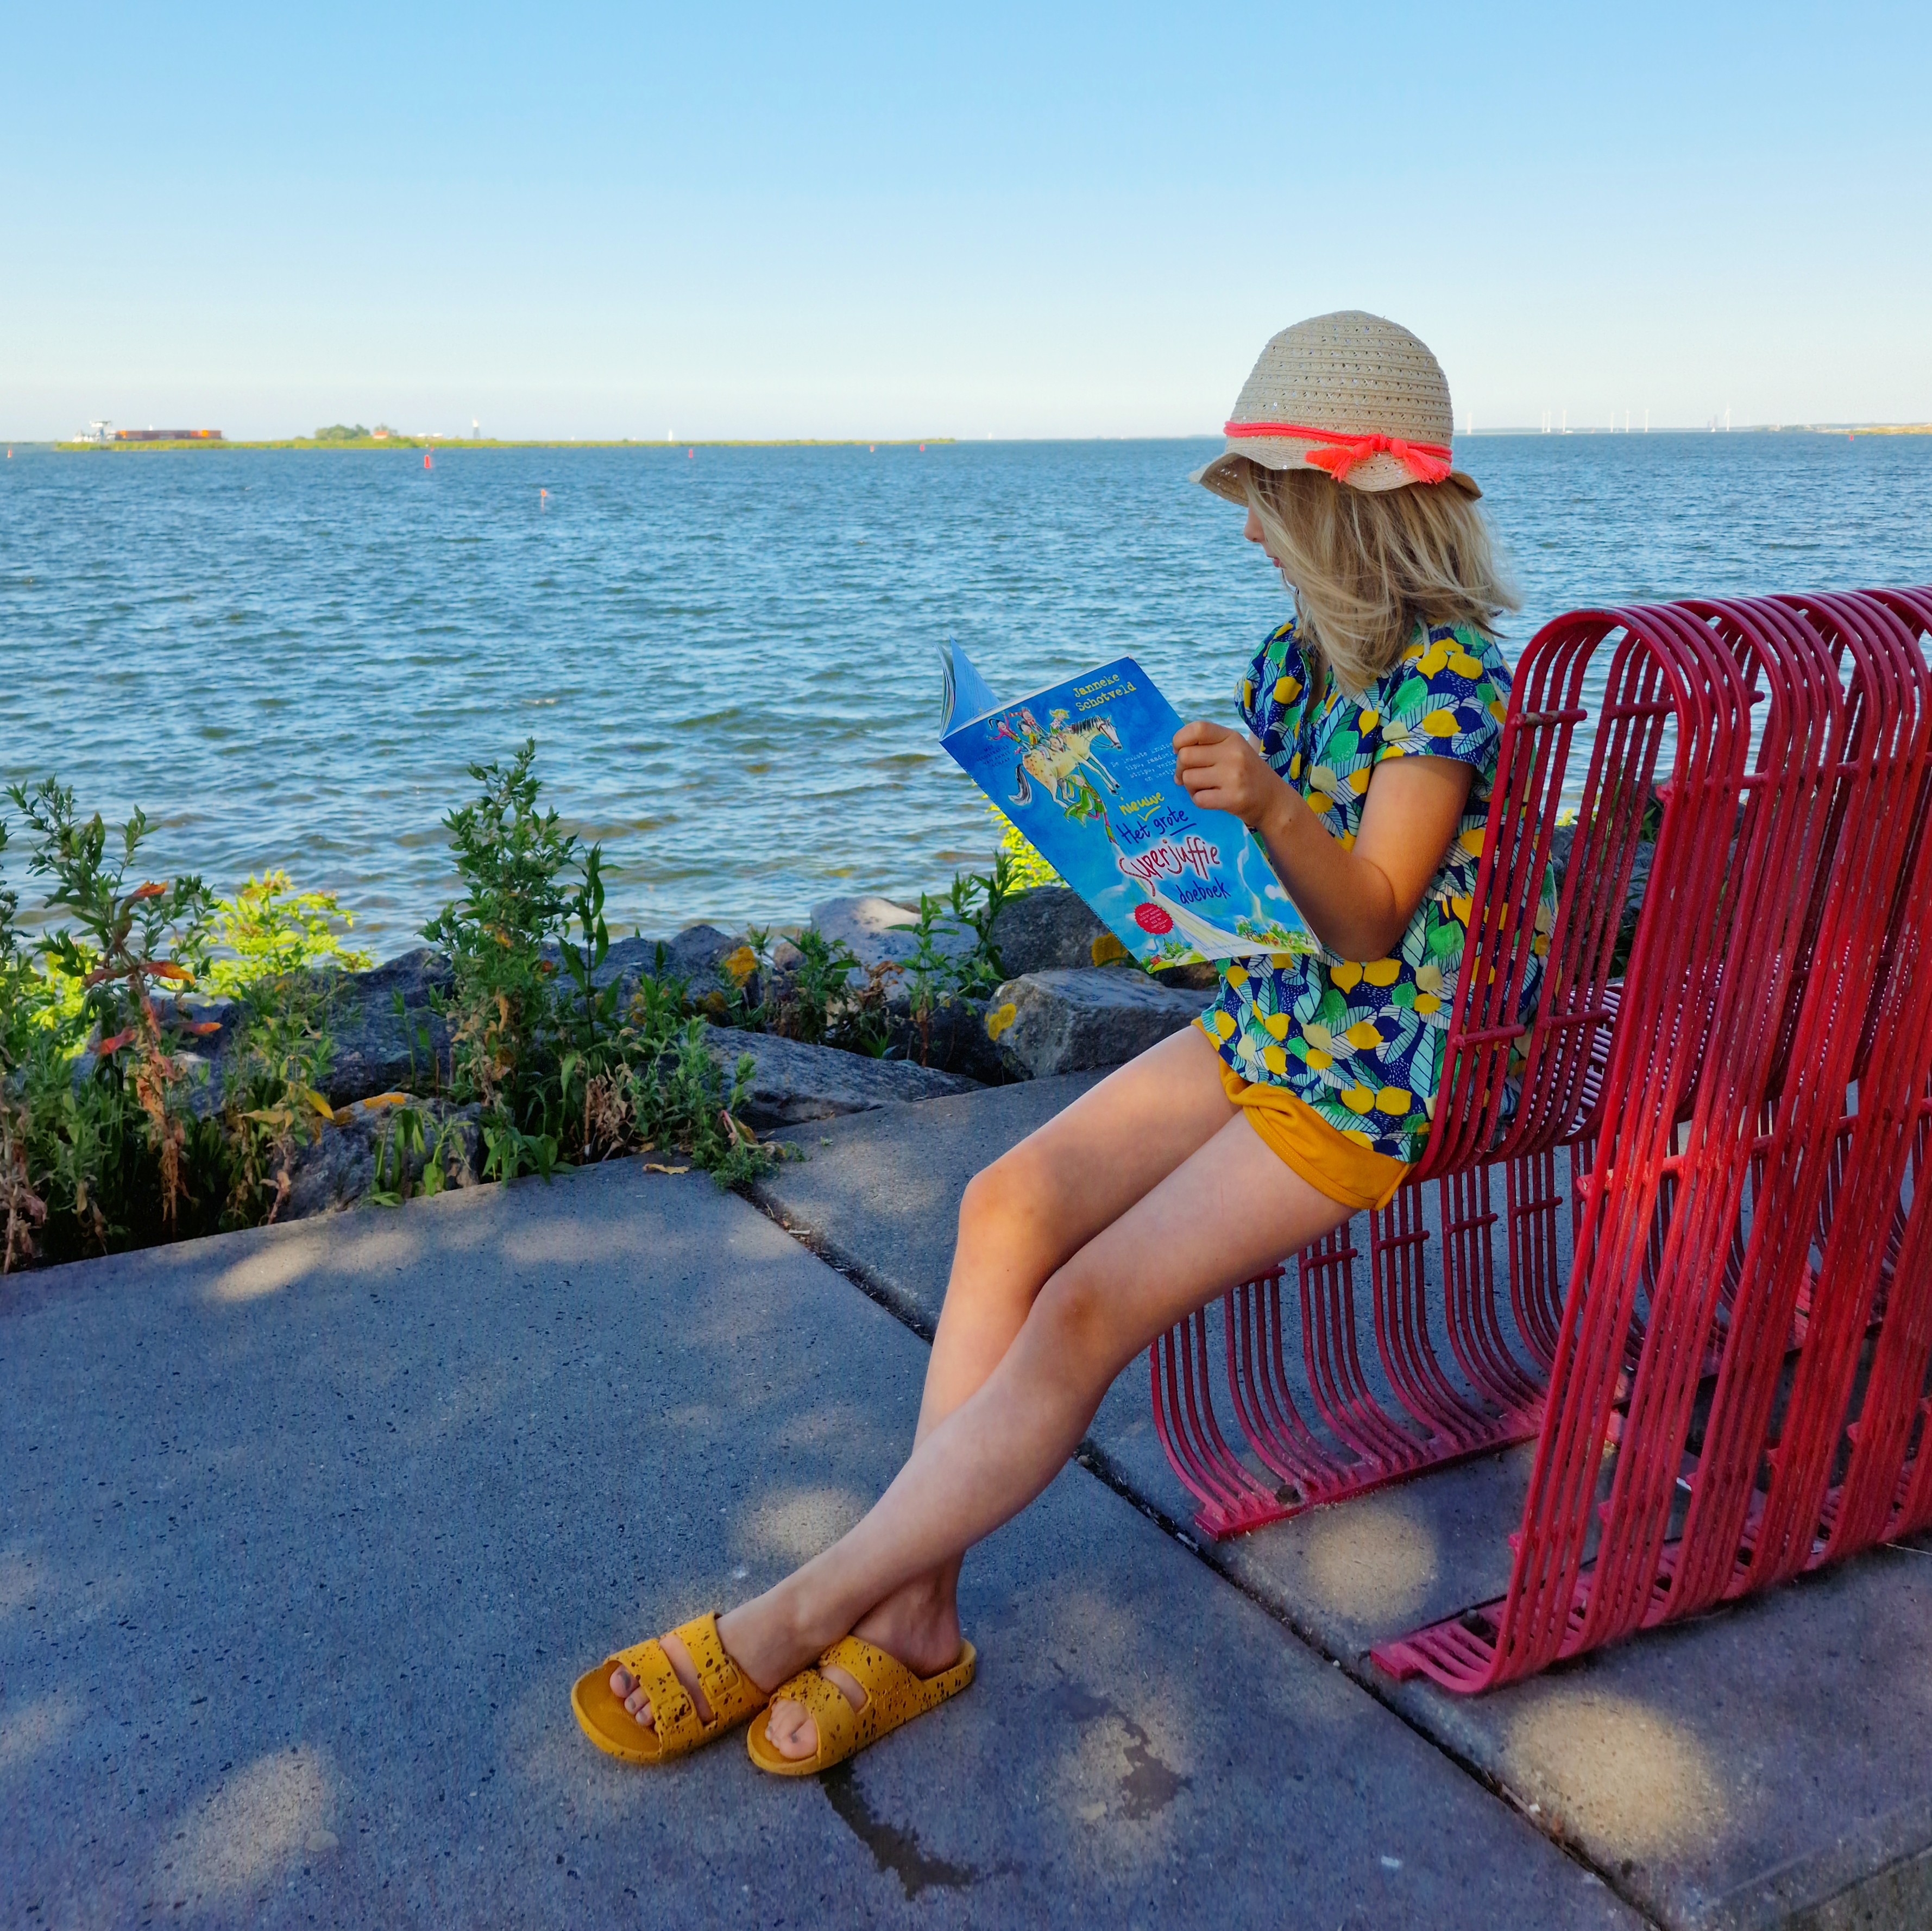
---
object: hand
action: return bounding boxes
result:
[1172,721,1285,830]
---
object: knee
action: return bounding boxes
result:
[956,1148,1053,1258]
[1027,1260,1122,1390]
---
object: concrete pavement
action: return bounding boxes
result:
[759,1080,1932,1931]
[2,1161,1635,1929]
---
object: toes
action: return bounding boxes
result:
[764,1699,819,1762]
[609,1666,635,1699]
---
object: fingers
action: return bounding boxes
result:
[1172,719,1232,750]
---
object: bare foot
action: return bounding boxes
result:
[609,1631,715,1733]
[759,1577,962,1763]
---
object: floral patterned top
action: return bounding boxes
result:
[1200,615,1555,1163]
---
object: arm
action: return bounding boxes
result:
[1172,721,1473,961]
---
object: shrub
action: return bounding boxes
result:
[420,742,776,1189]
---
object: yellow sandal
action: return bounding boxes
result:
[746,1634,977,1776]
[571,1612,770,1764]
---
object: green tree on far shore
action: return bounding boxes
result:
[311,423,370,442]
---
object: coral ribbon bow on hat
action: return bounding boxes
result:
[1223,419,1455,485]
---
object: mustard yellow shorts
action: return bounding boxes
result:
[1211,1056,1412,1213]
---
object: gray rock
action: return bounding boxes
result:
[589,925,744,996]
[1150,960,1224,993]
[283,1095,485,1221]
[701,1024,980,1128]
[321,948,454,1107]
[986,885,1130,974]
[984,967,1206,1079]
[883,995,1013,1085]
[810,894,975,971]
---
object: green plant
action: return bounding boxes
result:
[421,739,574,1121]
[185,870,373,1229]
[416,743,776,1190]
[4,779,221,1252]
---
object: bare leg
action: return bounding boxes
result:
[737,1093,1352,1755]
[614,1025,1242,1732]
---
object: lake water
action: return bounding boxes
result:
[3,433,1929,949]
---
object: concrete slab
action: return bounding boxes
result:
[761,1081,1932,1930]
[1,1163,1633,1929]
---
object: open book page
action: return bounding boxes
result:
[940,643,1314,968]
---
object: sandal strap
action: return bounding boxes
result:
[819,1637,922,1750]
[675,1612,753,1720]
[772,1665,860,1765]
[608,1637,706,1751]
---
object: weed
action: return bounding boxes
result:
[418,744,775,1189]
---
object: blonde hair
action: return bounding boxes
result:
[1242,464,1519,695]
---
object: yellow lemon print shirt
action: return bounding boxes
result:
[1203,617,1557,1163]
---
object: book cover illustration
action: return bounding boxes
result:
[940,643,1314,969]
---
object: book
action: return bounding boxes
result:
[940,641,1316,969]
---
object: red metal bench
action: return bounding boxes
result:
[1150,586,1932,1692]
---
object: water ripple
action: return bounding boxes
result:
[2,436,1928,946]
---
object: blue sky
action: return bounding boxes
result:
[4,3,1927,439]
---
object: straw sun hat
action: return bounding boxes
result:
[1192,310,1480,503]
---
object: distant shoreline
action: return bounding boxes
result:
[47,435,958,453]
[22,426,1932,452]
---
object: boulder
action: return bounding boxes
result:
[320,948,454,1107]
[984,968,1206,1080]
[1149,960,1224,993]
[282,1095,485,1221]
[883,995,1009,1085]
[702,1025,980,1128]
[810,895,976,972]
[986,886,1129,975]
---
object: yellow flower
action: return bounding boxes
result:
[1375,1087,1412,1116]
[1363,958,1401,987]
[1344,1019,1384,1050]
[723,944,759,986]
[1341,1085,1375,1115]
[1090,933,1131,967]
